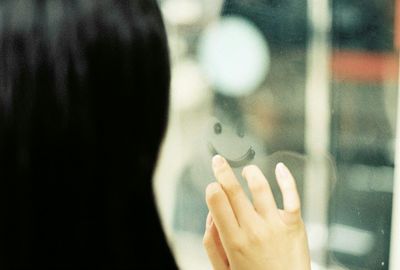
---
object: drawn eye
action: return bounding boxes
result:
[214,123,222,135]
[237,127,245,138]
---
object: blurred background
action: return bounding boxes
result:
[153,0,400,269]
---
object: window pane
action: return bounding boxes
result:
[156,1,398,269]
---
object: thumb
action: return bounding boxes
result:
[203,213,230,270]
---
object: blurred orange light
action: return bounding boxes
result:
[331,51,398,83]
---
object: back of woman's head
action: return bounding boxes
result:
[0,1,176,268]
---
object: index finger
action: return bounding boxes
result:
[212,155,258,227]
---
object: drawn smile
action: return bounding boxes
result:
[208,143,255,168]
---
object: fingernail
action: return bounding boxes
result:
[276,162,289,178]
[212,155,225,169]
[241,165,253,178]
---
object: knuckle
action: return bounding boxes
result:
[250,180,267,193]
[247,229,266,245]
[225,182,242,196]
[205,183,222,203]
[288,206,302,217]
[215,163,229,175]
[229,238,244,252]
[206,189,221,204]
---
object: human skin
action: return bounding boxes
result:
[203,155,311,270]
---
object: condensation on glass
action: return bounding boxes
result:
[155,0,399,269]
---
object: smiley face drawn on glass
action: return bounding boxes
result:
[207,118,255,168]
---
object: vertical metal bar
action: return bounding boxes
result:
[389,1,400,268]
[304,0,332,266]
[389,53,400,270]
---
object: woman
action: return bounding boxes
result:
[0,0,310,269]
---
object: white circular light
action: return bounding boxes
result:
[198,16,270,97]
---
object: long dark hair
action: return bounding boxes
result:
[0,0,177,268]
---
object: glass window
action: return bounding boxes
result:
[155,0,399,269]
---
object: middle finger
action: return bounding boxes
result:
[212,155,258,227]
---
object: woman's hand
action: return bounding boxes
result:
[203,155,311,270]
